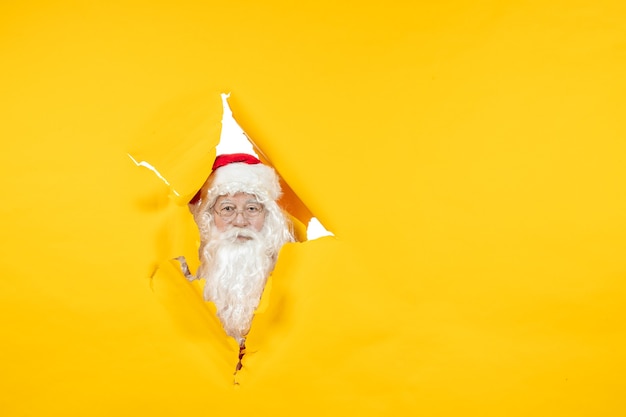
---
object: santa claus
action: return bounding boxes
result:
[179,152,294,373]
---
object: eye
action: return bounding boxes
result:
[220,205,236,214]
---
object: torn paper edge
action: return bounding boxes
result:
[127,153,181,197]
[307,217,334,240]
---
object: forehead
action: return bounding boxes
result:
[215,192,259,205]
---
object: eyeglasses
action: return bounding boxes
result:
[213,203,264,220]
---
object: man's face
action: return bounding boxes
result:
[212,192,266,234]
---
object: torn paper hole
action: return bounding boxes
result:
[133,92,337,377]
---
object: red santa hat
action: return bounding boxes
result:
[205,152,282,204]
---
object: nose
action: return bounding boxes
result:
[231,211,249,227]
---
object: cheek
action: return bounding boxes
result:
[250,215,266,232]
[213,216,229,232]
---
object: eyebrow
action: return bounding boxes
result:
[217,198,261,206]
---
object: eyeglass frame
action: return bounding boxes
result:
[211,201,265,221]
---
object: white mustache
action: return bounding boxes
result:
[219,227,260,242]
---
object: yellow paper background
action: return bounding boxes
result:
[2,1,625,415]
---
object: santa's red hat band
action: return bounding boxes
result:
[212,153,261,170]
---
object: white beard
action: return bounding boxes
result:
[200,227,275,345]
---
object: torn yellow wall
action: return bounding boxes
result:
[1,1,625,415]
